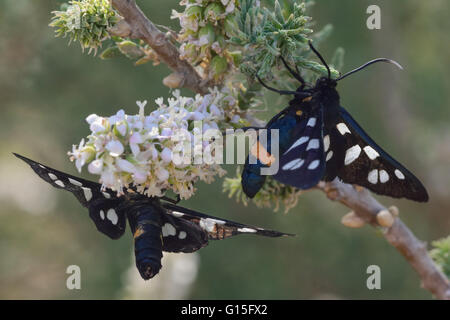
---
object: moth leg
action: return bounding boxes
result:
[280,56,305,85]
[161,195,181,204]
[256,75,300,96]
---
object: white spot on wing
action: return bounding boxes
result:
[170,211,184,217]
[379,170,389,183]
[308,159,320,170]
[344,145,361,165]
[82,187,93,201]
[282,158,304,171]
[395,169,405,180]
[69,178,83,187]
[307,117,316,127]
[102,192,111,199]
[337,123,351,135]
[178,231,187,239]
[306,139,320,150]
[237,227,257,233]
[284,136,309,155]
[368,169,378,184]
[323,135,330,152]
[363,146,380,160]
[162,223,176,237]
[55,180,65,187]
[106,209,118,225]
[100,210,105,220]
[48,173,57,180]
[326,151,333,161]
[39,164,46,169]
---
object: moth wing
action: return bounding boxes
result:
[272,107,326,189]
[160,202,293,253]
[14,153,127,238]
[323,107,428,202]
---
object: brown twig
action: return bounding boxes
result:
[110,0,450,300]
[110,0,209,94]
[317,180,450,300]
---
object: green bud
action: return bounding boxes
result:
[113,121,129,138]
[228,50,242,66]
[117,40,145,60]
[186,5,203,19]
[224,14,238,36]
[204,3,225,22]
[198,24,216,45]
[211,55,228,76]
[100,46,121,59]
[82,146,96,163]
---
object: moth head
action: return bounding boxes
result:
[315,77,337,90]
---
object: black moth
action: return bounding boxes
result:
[242,42,428,202]
[15,153,292,280]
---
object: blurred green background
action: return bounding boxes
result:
[1,0,449,299]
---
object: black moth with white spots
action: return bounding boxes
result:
[15,153,293,280]
[241,42,428,202]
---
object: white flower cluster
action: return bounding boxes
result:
[68,89,239,199]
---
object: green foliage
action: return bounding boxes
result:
[229,0,338,79]
[223,1,343,211]
[49,0,119,54]
[223,169,302,213]
[429,236,450,278]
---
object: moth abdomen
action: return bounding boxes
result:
[127,204,164,280]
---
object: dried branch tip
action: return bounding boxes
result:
[376,209,395,228]
[388,205,399,217]
[108,19,132,38]
[341,211,366,228]
[163,72,184,89]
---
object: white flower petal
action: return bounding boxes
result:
[156,168,169,181]
[161,148,173,163]
[106,140,124,157]
[88,159,103,174]
[116,158,136,173]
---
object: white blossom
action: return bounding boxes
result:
[106,140,124,157]
[68,89,236,199]
[88,159,103,174]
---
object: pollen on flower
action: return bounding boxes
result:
[68,88,237,199]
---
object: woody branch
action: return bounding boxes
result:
[110,0,450,300]
[110,0,209,94]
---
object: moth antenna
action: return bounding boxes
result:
[309,41,331,79]
[336,58,403,81]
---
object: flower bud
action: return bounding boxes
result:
[224,14,238,36]
[90,117,106,133]
[113,120,128,137]
[156,168,169,181]
[161,147,173,163]
[106,140,124,157]
[211,55,228,77]
[209,104,222,117]
[81,146,96,163]
[228,50,242,66]
[186,5,203,19]
[204,3,225,22]
[133,170,148,184]
[198,24,216,46]
[116,158,136,173]
[88,159,103,174]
